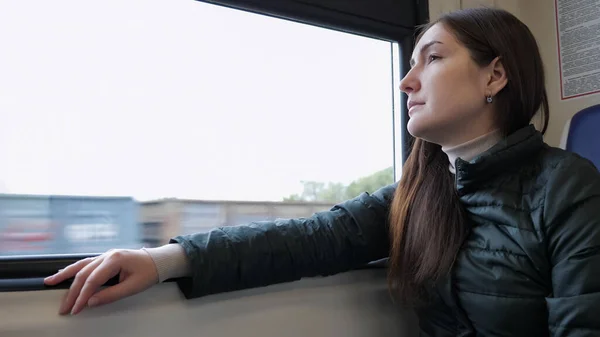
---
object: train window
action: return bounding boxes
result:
[0,0,397,255]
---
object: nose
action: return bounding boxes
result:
[399,68,420,94]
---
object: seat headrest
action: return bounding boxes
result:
[566,104,600,169]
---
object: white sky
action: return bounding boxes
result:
[0,0,395,202]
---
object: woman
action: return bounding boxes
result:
[45,7,600,336]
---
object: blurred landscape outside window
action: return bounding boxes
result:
[0,0,395,255]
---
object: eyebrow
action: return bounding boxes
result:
[409,40,443,67]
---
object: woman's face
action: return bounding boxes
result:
[400,23,498,147]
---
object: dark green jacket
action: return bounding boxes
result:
[171,125,600,337]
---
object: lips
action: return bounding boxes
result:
[407,100,425,115]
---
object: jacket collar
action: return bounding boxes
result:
[454,125,544,196]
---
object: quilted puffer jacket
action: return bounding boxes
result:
[171,125,600,337]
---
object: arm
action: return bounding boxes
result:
[544,156,600,337]
[169,183,396,299]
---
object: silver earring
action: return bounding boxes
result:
[486,95,493,103]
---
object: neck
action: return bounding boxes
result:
[442,129,503,174]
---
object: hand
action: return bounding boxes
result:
[44,249,159,315]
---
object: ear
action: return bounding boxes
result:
[485,56,508,96]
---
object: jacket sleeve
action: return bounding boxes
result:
[169,183,396,299]
[544,156,600,337]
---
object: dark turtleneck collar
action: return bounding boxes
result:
[453,125,545,196]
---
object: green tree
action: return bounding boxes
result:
[284,167,394,203]
[345,166,394,199]
[283,181,325,202]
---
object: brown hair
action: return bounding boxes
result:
[388,7,549,304]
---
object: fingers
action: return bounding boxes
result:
[59,257,104,315]
[83,250,159,309]
[44,257,96,286]
[49,249,159,316]
[85,274,146,308]
[70,255,122,315]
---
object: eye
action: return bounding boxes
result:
[427,54,441,63]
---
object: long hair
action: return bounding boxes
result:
[388,7,550,304]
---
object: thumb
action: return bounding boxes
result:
[86,275,150,308]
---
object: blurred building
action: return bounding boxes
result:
[0,194,140,255]
[140,199,335,247]
[0,193,337,254]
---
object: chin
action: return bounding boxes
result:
[407,117,441,144]
[407,117,429,139]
